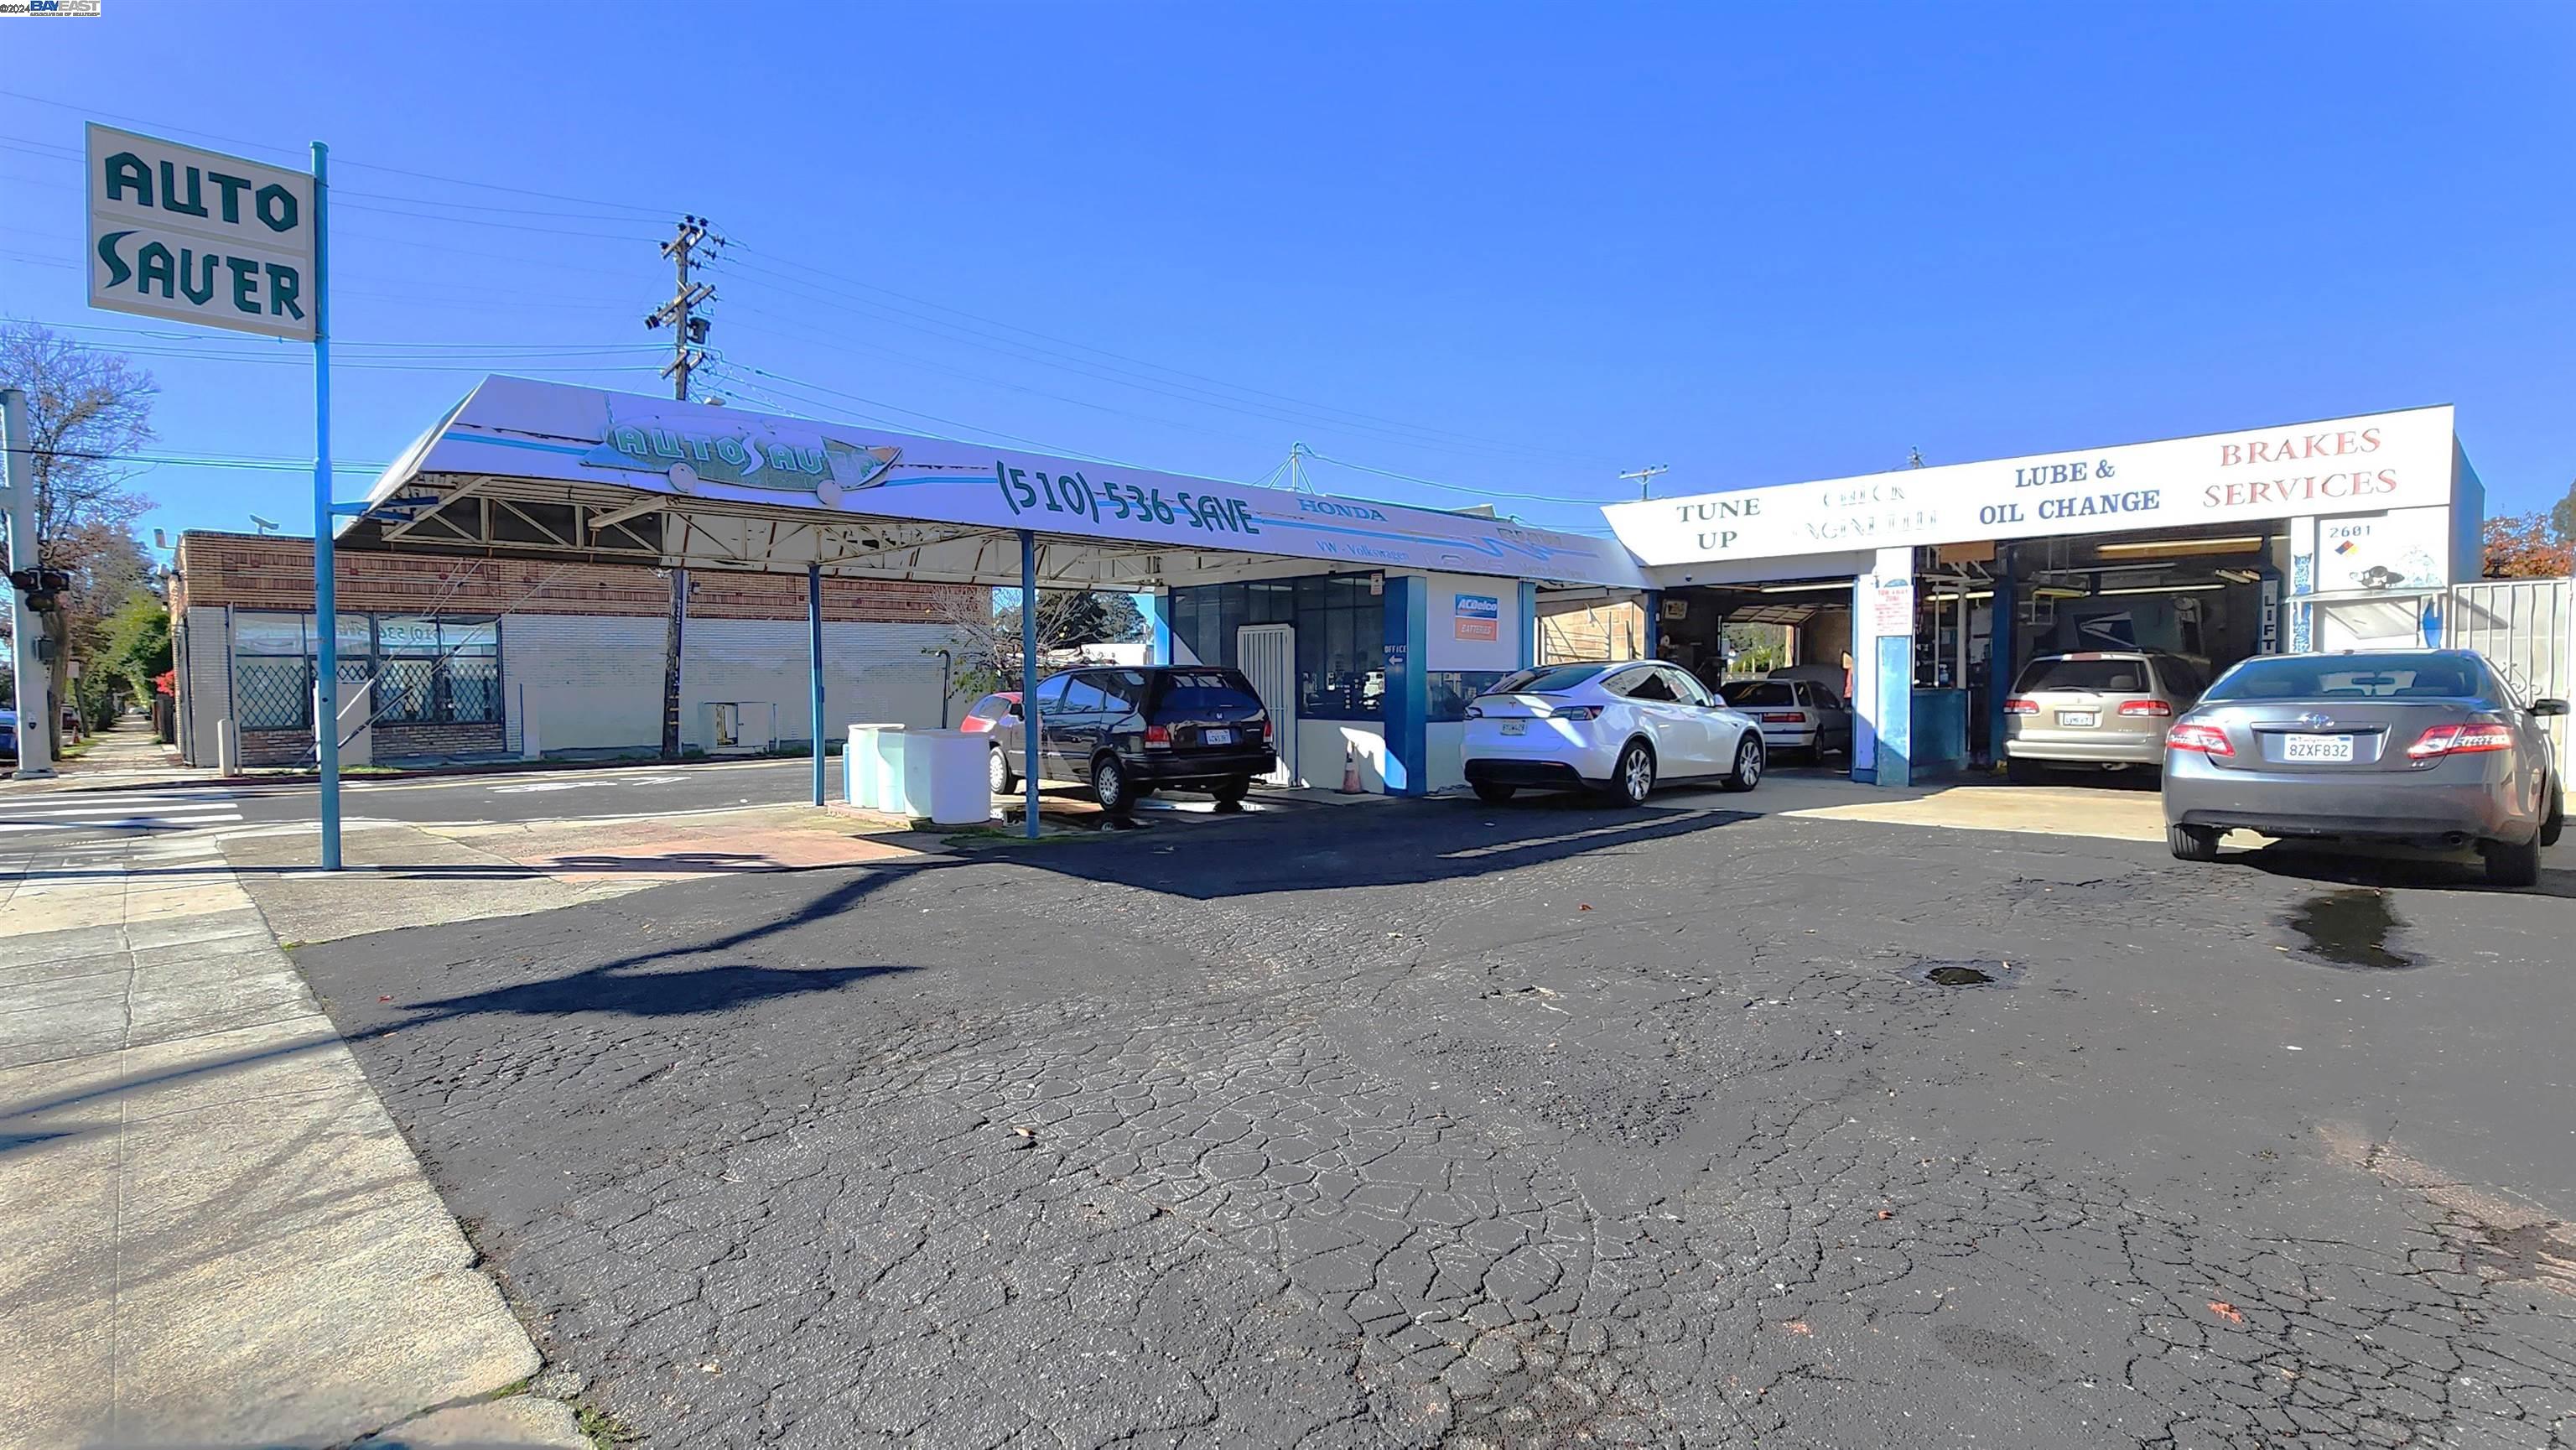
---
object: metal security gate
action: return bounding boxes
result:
[2445,577,2573,761]
[1236,623,1297,786]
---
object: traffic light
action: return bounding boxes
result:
[6,567,70,611]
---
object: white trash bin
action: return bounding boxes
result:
[845,723,906,811]
[901,729,990,826]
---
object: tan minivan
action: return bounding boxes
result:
[2003,651,2208,782]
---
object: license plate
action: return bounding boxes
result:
[1500,720,1528,736]
[2283,733,2355,762]
[1202,728,1234,746]
[2058,709,2098,728]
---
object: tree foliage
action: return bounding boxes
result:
[2481,511,2573,579]
[930,589,1149,697]
[0,322,159,750]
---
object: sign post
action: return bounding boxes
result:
[84,122,335,863]
[310,141,338,869]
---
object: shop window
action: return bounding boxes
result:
[1427,671,1506,723]
[372,616,501,726]
[1169,579,1385,721]
[231,612,369,730]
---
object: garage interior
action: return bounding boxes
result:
[1653,521,2282,772]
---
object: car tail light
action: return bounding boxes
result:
[1545,704,1602,721]
[2117,699,2173,718]
[2407,722,2514,759]
[2166,722,2233,756]
[1261,716,1274,741]
[2003,697,2039,715]
[1143,724,1171,750]
[1759,711,1806,724]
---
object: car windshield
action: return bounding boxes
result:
[1489,663,1610,695]
[2013,657,2151,694]
[1722,681,1796,706]
[2204,655,2482,702]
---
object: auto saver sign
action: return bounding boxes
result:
[86,124,316,341]
[1604,405,2456,567]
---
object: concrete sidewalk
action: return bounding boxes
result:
[1,717,210,795]
[0,829,584,1448]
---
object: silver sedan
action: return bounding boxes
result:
[2162,649,2566,886]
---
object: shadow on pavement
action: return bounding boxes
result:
[983,790,1760,902]
[2231,842,2576,899]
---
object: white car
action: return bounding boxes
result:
[1462,660,1767,806]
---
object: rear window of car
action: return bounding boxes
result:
[1721,681,1796,706]
[2204,655,2484,702]
[1491,663,1611,694]
[1149,670,1261,712]
[2013,657,2152,694]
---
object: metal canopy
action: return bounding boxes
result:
[340,376,1648,592]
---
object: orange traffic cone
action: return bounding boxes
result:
[1339,742,1361,794]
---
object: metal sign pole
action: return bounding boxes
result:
[2,388,55,781]
[311,140,340,870]
[1020,529,1040,839]
[807,563,825,807]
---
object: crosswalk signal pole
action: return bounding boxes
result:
[2,387,56,780]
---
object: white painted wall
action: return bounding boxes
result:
[680,618,956,750]
[1424,571,1522,673]
[1296,718,1387,793]
[501,613,665,756]
[1427,721,1468,792]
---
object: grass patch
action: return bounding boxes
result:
[576,1402,639,1448]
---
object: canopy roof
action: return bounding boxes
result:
[340,377,1646,592]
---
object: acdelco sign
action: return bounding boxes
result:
[86,123,316,341]
[1602,405,2454,567]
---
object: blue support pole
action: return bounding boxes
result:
[1516,581,1538,670]
[1020,530,1041,839]
[1381,575,1428,796]
[311,140,340,871]
[808,563,825,807]
[1139,590,1171,666]
[1985,558,2016,770]
[1639,590,1663,660]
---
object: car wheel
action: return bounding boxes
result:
[2006,757,2048,786]
[2481,834,2542,889]
[1092,755,1134,817]
[1211,775,1251,804]
[988,746,1015,796]
[1613,741,1656,806]
[2168,824,2220,862]
[2541,781,2564,848]
[1722,733,1764,792]
[1471,780,1518,804]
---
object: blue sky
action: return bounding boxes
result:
[3,0,2571,551]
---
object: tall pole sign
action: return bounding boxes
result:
[85,123,340,865]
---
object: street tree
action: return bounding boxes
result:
[0,321,158,751]
[931,588,1145,697]
[2480,511,2573,579]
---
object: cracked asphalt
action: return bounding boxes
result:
[291,791,2576,1448]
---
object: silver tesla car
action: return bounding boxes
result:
[2162,649,2566,886]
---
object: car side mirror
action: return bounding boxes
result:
[2534,698,2569,717]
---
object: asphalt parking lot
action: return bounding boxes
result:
[294,787,2576,1448]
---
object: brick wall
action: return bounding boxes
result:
[240,728,313,768]
[171,532,977,623]
[374,721,505,761]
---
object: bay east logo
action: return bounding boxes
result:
[583,420,900,507]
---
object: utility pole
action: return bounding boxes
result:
[1621,464,1670,501]
[647,216,720,402]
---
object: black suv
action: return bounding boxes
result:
[1020,665,1275,815]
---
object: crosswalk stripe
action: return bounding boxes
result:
[0,813,244,834]
[0,802,242,819]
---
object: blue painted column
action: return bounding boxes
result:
[1639,590,1663,660]
[311,140,340,870]
[1381,574,1428,796]
[1139,590,1171,666]
[1985,560,2016,769]
[807,563,826,807]
[1020,531,1041,838]
[1516,581,1538,669]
